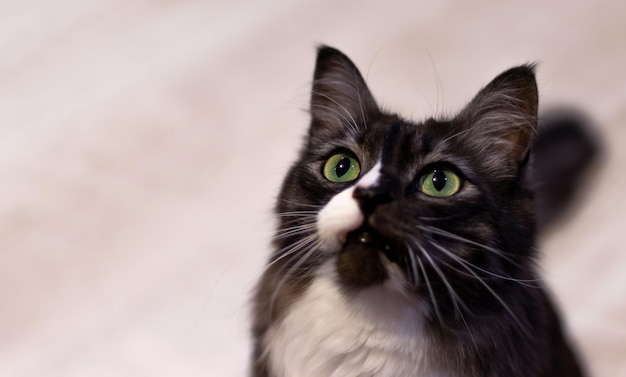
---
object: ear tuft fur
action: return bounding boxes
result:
[460,65,539,175]
[309,46,379,138]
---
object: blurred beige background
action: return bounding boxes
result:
[0,1,624,376]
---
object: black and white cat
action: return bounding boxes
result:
[251,46,593,377]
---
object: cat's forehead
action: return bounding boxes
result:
[357,116,461,165]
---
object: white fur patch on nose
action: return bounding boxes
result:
[317,187,363,251]
[317,162,381,252]
[357,161,382,189]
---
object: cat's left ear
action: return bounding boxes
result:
[461,65,538,167]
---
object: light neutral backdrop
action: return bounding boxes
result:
[1,1,624,376]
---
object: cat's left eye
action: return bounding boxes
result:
[323,153,361,183]
[419,167,462,197]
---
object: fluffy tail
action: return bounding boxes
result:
[529,107,603,231]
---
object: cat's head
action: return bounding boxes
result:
[269,46,539,324]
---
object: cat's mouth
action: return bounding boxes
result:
[346,227,390,249]
[345,226,403,258]
[337,226,409,288]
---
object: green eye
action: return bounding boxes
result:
[323,153,361,183]
[419,168,461,197]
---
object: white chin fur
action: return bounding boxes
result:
[265,262,433,377]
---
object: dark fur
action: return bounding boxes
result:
[251,46,590,376]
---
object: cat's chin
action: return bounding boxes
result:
[335,227,412,289]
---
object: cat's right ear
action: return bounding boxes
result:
[309,46,379,138]
[459,65,539,177]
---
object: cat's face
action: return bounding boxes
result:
[268,47,539,326]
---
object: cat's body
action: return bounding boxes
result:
[251,46,591,377]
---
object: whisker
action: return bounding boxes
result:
[267,234,318,269]
[457,303,479,354]
[275,211,320,217]
[408,244,442,325]
[405,244,420,287]
[413,240,479,351]
[272,224,318,241]
[418,225,522,267]
[418,214,465,222]
[278,219,317,229]
[428,241,541,287]
[427,52,444,118]
[276,216,317,229]
[426,240,530,337]
[268,239,321,320]
[278,199,323,209]
[413,238,471,317]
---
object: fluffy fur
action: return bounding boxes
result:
[251,46,590,377]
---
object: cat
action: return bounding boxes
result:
[251,46,595,377]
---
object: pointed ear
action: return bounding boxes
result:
[462,65,538,166]
[309,46,379,137]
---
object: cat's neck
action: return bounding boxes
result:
[263,261,443,377]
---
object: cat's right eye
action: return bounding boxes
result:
[323,153,361,183]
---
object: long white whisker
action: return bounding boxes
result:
[413,238,471,315]
[405,244,419,287]
[269,240,321,320]
[271,224,317,241]
[413,240,479,350]
[427,240,530,337]
[408,244,442,325]
[277,218,315,228]
[427,52,444,117]
[274,211,318,227]
[428,241,540,287]
[418,225,522,267]
[275,211,320,216]
[278,199,323,209]
[267,234,318,269]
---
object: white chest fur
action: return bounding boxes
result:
[265,263,442,377]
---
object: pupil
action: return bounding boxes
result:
[335,157,351,177]
[432,169,447,191]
